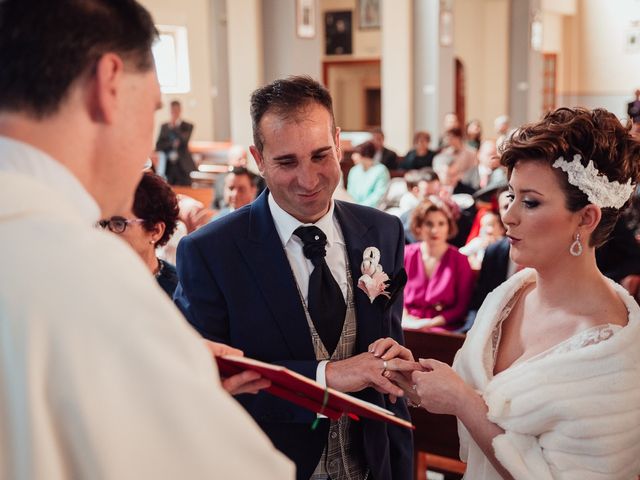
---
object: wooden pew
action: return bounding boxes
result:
[171,185,214,208]
[403,329,467,479]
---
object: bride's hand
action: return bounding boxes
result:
[368,337,415,362]
[410,358,474,416]
[367,337,421,404]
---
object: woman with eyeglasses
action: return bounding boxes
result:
[100,171,179,297]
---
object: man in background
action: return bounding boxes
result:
[0,1,292,478]
[213,166,258,219]
[441,127,477,179]
[370,127,398,170]
[494,114,511,148]
[155,100,197,185]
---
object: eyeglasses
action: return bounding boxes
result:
[98,216,146,234]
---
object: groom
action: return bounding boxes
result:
[174,76,412,480]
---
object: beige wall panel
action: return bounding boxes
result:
[139,0,214,142]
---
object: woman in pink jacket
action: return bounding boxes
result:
[403,199,475,331]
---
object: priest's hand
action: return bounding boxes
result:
[204,340,271,395]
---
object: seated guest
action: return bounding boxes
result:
[463,139,507,190]
[400,131,437,170]
[370,127,398,170]
[347,140,390,207]
[441,127,478,179]
[438,112,460,149]
[403,200,474,330]
[465,119,482,150]
[460,211,505,269]
[494,113,512,149]
[212,144,265,208]
[398,168,440,215]
[100,172,179,298]
[432,152,476,247]
[213,166,258,219]
[432,151,475,196]
[212,144,248,209]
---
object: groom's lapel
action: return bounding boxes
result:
[334,202,384,349]
[236,191,314,359]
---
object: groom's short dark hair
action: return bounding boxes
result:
[250,75,336,153]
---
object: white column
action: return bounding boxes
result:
[226,0,263,148]
[414,0,455,149]
[381,0,413,153]
[509,0,543,126]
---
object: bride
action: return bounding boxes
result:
[374,107,640,479]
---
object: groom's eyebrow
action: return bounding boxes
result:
[272,146,332,161]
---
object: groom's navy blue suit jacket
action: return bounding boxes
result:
[174,190,412,480]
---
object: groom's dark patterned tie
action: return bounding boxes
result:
[294,226,346,356]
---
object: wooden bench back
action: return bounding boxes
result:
[171,186,214,208]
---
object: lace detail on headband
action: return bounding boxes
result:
[552,154,635,209]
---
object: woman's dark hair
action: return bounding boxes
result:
[0,0,156,118]
[410,199,458,240]
[501,107,640,247]
[132,172,180,247]
[356,141,376,159]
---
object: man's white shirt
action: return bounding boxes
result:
[268,193,349,386]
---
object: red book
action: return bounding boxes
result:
[216,355,414,430]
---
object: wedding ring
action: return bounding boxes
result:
[382,360,388,373]
[409,384,422,408]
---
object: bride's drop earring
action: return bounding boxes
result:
[569,233,583,257]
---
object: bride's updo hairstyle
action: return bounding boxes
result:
[500,107,640,248]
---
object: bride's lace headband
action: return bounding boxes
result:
[552,154,635,209]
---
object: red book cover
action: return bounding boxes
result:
[216,355,414,430]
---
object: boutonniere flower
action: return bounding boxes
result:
[358,247,391,303]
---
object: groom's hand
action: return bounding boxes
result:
[325,352,420,397]
[325,352,401,396]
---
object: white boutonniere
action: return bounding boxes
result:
[358,246,391,303]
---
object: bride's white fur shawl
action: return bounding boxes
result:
[453,269,640,479]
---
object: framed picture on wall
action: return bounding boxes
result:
[358,0,380,30]
[325,11,352,55]
[296,0,316,39]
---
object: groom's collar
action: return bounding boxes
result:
[267,192,342,248]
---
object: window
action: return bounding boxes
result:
[152,25,191,94]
